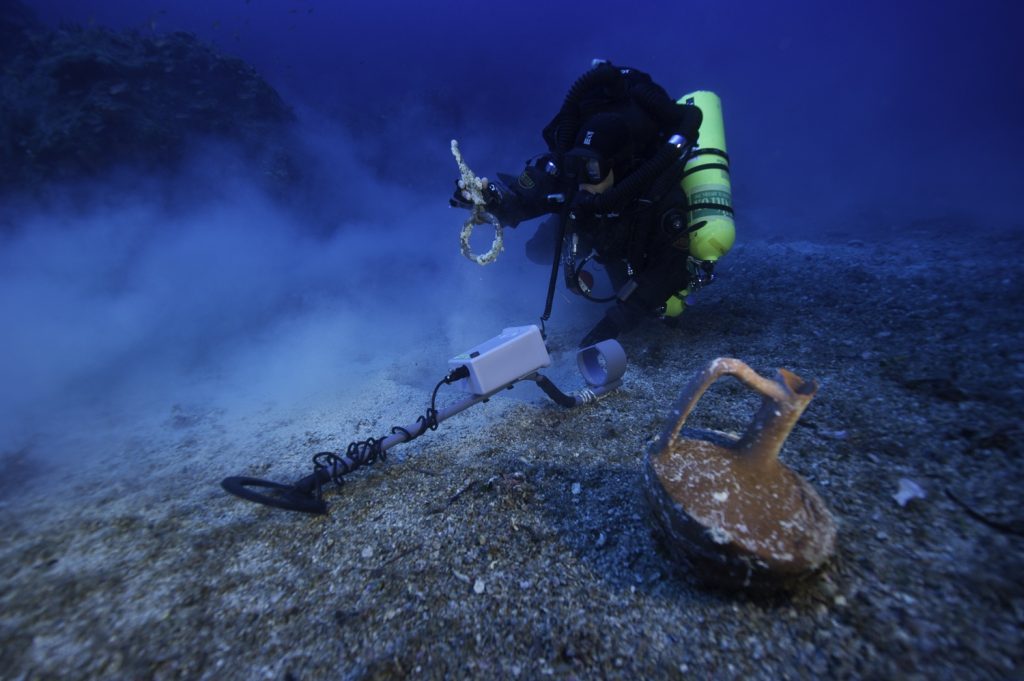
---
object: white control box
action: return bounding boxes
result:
[448,325,552,395]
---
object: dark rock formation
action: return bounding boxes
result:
[0,0,43,62]
[0,1,297,192]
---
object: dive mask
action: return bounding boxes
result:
[564,147,612,184]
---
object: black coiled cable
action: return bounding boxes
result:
[308,367,467,500]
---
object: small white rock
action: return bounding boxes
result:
[473,578,485,594]
[893,478,926,507]
[360,546,374,559]
[571,482,581,495]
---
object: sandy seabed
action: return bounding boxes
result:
[2,225,1022,680]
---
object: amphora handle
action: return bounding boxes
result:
[663,358,818,463]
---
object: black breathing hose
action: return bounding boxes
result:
[546,63,700,218]
[629,80,688,131]
[589,141,689,215]
[549,62,697,157]
[550,62,627,153]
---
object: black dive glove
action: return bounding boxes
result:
[579,316,619,349]
[450,180,474,209]
[569,189,598,222]
[449,179,508,211]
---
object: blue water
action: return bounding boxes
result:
[3,0,1023,460]
[25,0,1024,226]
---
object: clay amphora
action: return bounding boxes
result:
[644,357,836,591]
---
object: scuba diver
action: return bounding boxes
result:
[451,60,730,348]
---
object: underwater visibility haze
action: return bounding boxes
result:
[1,0,1023,678]
[3,0,1022,454]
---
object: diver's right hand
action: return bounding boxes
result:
[450,179,474,209]
[449,177,493,209]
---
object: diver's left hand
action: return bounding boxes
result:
[569,189,598,221]
[579,316,619,348]
[579,301,647,348]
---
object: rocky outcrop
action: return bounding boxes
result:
[0,1,297,191]
[0,0,43,62]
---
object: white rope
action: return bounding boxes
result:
[451,139,504,266]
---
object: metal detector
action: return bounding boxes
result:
[221,325,626,514]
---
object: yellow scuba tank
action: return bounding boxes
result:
[663,90,735,318]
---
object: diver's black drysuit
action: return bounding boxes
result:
[464,62,705,346]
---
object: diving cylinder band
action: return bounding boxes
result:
[663,90,735,317]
